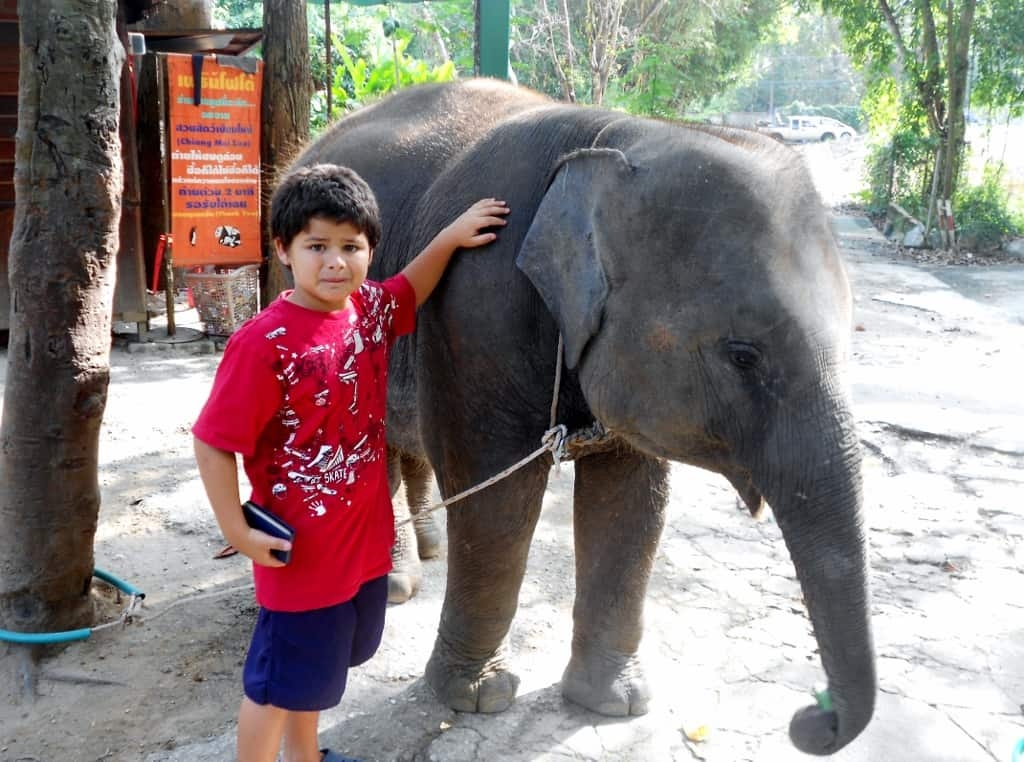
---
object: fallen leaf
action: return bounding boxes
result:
[683,724,710,742]
[213,545,239,560]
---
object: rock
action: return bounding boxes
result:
[1004,238,1024,258]
[902,223,926,248]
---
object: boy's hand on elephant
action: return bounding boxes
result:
[402,198,510,306]
[445,198,510,250]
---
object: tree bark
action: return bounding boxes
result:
[586,0,627,105]
[0,1,124,636]
[939,0,977,211]
[261,0,311,304]
[538,0,577,102]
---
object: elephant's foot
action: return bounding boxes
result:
[425,639,520,713]
[388,514,422,604]
[561,651,650,716]
[412,510,442,559]
[387,570,420,603]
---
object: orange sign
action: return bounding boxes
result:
[166,54,262,266]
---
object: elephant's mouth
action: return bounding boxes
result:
[725,469,766,519]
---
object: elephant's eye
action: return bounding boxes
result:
[726,340,762,371]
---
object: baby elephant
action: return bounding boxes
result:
[293,79,874,757]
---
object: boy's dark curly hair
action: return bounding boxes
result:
[270,164,382,249]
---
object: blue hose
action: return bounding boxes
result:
[92,567,145,598]
[0,567,145,644]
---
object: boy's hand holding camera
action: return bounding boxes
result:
[224,517,292,568]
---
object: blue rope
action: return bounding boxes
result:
[0,567,145,644]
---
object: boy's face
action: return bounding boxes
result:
[275,216,373,312]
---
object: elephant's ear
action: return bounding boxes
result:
[516,148,632,370]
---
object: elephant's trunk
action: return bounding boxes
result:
[761,400,875,755]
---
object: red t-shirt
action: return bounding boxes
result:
[193,275,416,612]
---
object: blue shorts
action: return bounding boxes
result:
[242,575,388,712]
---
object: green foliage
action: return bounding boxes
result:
[338,35,455,105]
[812,0,1024,250]
[725,10,864,117]
[211,0,262,29]
[859,78,937,215]
[863,127,936,217]
[310,31,456,132]
[605,39,685,118]
[955,164,1024,247]
[507,1,783,114]
[972,0,1024,116]
[606,0,781,115]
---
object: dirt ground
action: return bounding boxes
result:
[1,139,1023,762]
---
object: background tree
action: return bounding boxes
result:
[261,0,311,302]
[508,0,780,113]
[210,0,783,119]
[724,9,864,126]
[609,0,780,116]
[819,0,979,243]
[0,0,126,638]
[971,1,1024,116]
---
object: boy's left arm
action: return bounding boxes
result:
[402,198,509,307]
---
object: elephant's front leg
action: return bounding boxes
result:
[563,449,669,716]
[425,459,549,713]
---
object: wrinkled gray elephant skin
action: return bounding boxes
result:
[386,448,441,604]
[292,80,875,756]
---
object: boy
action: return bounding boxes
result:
[193,164,509,762]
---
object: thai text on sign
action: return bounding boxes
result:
[166,54,263,267]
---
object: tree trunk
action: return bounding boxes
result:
[938,0,977,217]
[0,1,124,636]
[587,0,626,106]
[538,0,577,102]
[261,0,311,305]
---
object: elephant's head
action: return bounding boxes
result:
[516,121,874,755]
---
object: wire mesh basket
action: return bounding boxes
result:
[183,264,261,336]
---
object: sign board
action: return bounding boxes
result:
[165,54,262,267]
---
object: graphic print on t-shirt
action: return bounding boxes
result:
[264,283,395,520]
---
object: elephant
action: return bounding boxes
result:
[289,79,875,756]
[386,448,442,604]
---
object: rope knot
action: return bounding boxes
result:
[543,424,569,467]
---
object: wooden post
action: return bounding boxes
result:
[325,0,332,121]
[156,54,175,335]
[476,0,510,79]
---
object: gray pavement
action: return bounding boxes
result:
[145,215,1024,762]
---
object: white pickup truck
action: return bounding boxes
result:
[757,115,857,143]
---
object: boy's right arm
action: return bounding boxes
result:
[193,437,291,567]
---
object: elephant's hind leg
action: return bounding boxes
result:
[562,449,669,716]
[425,460,549,713]
[401,453,442,559]
[387,448,422,604]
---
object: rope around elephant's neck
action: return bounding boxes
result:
[395,334,572,529]
[394,424,569,529]
[549,334,564,430]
